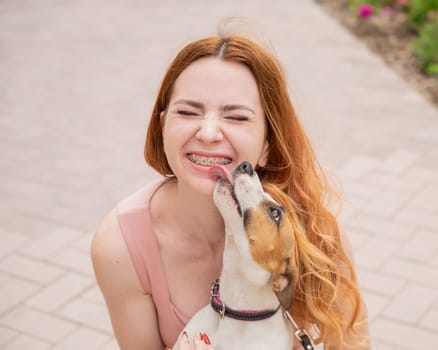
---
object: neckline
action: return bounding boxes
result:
[147,178,192,323]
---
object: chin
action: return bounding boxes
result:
[185,176,217,198]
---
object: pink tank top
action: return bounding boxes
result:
[117,179,190,347]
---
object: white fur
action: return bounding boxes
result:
[172,170,293,350]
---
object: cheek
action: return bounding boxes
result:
[225,126,267,161]
[163,119,197,148]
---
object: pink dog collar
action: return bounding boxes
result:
[210,280,315,350]
[209,280,281,321]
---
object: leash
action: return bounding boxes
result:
[283,310,315,350]
[209,280,315,349]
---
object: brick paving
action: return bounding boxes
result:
[1,0,437,349]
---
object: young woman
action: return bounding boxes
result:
[91,34,370,350]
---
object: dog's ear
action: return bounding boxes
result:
[272,273,294,310]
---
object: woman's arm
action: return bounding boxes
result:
[91,209,164,350]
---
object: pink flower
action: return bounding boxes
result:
[381,6,394,16]
[358,4,374,18]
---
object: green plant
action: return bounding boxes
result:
[412,18,438,75]
[348,0,396,11]
[407,0,438,25]
[349,0,379,11]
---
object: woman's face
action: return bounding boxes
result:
[162,57,269,196]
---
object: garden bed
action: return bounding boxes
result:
[314,0,438,107]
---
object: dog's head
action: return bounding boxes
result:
[210,161,297,309]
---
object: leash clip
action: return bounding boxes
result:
[283,310,314,350]
[210,280,219,299]
[210,280,225,318]
[219,303,226,318]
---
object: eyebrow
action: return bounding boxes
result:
[172,99,256,115]
[172,99,204,110]
[223,104,255,115]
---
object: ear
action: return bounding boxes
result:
[272,273,294,310]
[257,140,269,167]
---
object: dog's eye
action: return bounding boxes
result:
[269,206,282,223]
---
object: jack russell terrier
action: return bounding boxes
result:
[172,161,314,350]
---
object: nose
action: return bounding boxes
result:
[237,161,254,176]
[196,117,223,143]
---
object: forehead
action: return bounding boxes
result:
[170,57,262,108]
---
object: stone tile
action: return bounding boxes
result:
[358,269,405,296]
[380,149,420,174]
[347,213,414,239]
[405,167,438,186]
[0,230,29,258]
[340,180,383,200]
[338,155,380,180]
[81,285,106,304]
[420,307,438,332]
[362,291,388,321]
[338,198,367,224]
[371,318,438,349]
[382,258,438,288]
[0,254,65,285]
[0,211,63,239]
[362,169,422,192]
[382,285,438,323]
[0,306,77,342]
[370,339,400,350]
[395,208,438,231]
[2,334,50,350]
[41,204,96,231]
[18,227,83,259]
[98,338,120,350]
[345,228,371,252]
[431,252,438,267]
[409,184,438,213]
[355,236,401,270]
[398,230,438,262]
[72,232,94,252]
[0,271,9,287]
[26,272,94,312]
[362,189,412,218]
[57,298,113,333]
[51,327,110,350]
[0,325,17,346]
[0,276,40,314]
[48,246,94,276]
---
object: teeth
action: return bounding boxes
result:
[188,154,231,166]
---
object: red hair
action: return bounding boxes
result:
[145,36,365,347]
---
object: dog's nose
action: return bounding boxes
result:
[237,161,254,176]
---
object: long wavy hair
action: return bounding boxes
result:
[145,35,365,347]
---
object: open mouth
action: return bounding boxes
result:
[209,165,242,217]
[187,153,232,167]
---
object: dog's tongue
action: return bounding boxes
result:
[208,165,233,183]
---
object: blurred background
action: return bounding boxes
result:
[1,0,437,349]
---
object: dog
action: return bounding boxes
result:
[172,161,312,350]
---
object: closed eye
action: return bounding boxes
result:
[177,110,200,117]
[223,116,250,121]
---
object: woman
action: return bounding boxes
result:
[91,33,370,349]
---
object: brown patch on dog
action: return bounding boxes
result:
[244,200,298,309]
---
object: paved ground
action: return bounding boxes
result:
[1,0,437,349]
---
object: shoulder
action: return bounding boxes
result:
[91,208,142,294]
[91,210,165,349]
[118,178,168,214]
[91,208,123,263]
